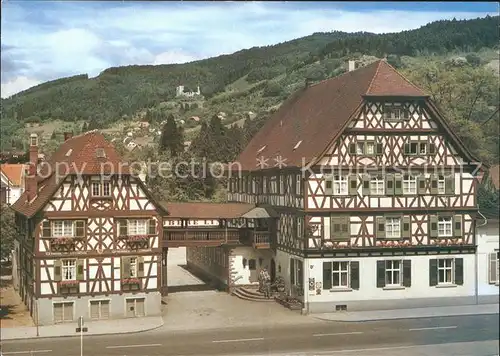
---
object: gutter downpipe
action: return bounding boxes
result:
[475,208,488,305]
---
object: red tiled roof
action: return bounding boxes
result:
[235,60,427,171]
[489,165,499,190]
[163,202,256,219]
[0,164,26,186]
[11,130,162,217]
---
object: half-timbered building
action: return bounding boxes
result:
[223,59,481,312]
[11,131,167,325]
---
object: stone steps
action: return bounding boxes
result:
[232,286,275,302]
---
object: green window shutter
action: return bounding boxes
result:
[376,143,383,156]
[430,175,439,195]
[445,175,455,195]
[403,143,410,155]
[488,253,498,284]
[402,216,411,239]
[394,175,403,195]
[53,260,62,282]
[417,175,426,195]
[138,256,145,278]
[376,260,386,288]
[350,261,360,290]
[323,262,332,290]
[386,175,394,195]
[362,175,370,196]
[121,257,131,279]
[75,220,85,238]
[376,217,385,239]
[290,259,295,286]
[428,143,436,155]
[429,259,438,286]
[76,259,85,280]
[118,219,128,236]
[341,216,350,239]
[331,217,341,239]
[402,260,412,287]
[349,143,357,155]
[429,215,438,238]
[453,215,462,237]
[454,258,464,285]
[403,106,410,120]
[349,175,358,195]
[148,219,156,235]
[42,221,51,237]
[324,176,333,195]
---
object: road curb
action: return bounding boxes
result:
[1,319,165,341]
[313,310,500,323]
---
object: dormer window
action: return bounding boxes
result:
[96,148,106,158]
[384,103,409,121]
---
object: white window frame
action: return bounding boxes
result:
[370,177,385,195]
[296,174,301,195]
[385,260,402,286]
[438,175,446,194]
[333,175,348,196]
[62,259,76,281]
[403,175,417,195]
[384,104,404,121]
[437,258,454,285]
[129,257,138,278]
[365,142,375,155]
[52,221,74,237]
[128,219,147,235]
[385,217,401,239]
[331,261,350,288]
[418,142,427,155]
[438,217,453,237]
[91,180,111,197]
[356,143,364,155]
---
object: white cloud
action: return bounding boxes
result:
[1,76,41,98]
[0,2,496,98]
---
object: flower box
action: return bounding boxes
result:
[127,235,149,242]
[121,278,140,285]
[59,280,79,286]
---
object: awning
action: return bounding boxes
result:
[241,206,278,219]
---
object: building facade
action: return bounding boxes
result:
[1,164,27,205]
[221,60,481,313]
[11,131,166,325]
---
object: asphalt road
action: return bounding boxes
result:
[1,314,498,356]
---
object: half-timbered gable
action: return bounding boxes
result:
[229,59,482,312]
[11,130,167,325]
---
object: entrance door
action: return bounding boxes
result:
[270,259,276,282]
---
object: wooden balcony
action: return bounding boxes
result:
[250,231,271,249]
[163,228,241,247]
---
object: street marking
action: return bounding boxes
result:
[409,326,457,331]
[106,343,162,349]
[3,351,52,355]
[313,331,364,337]
[212,337,265,343]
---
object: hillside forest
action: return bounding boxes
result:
[0,15,498,211]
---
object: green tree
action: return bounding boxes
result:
[0,205,17,261]
[159,114,184,157]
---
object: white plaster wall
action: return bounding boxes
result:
[230,247,272,285]
[305,254,475,305]
[7,187,23,205]
[477,221,499,296]
[275,250,303,293]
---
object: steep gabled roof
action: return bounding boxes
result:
[236,60,427,171]
[11,130,165,218]
[0,164,26,187]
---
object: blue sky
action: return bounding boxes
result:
[1,1,497,98]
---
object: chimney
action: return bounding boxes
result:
[26,133,38,202]
[64,132,73,141]
[348,60,356,72]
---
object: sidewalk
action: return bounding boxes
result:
[0,316,163,340]
[313,303,499,322]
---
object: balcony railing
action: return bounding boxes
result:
[250,231,271,248]
[163,228,241,246]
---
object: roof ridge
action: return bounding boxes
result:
[310,59,380,88]
[365,60,384,94]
